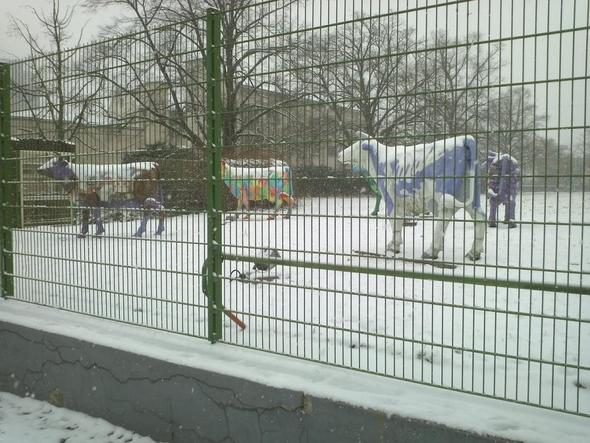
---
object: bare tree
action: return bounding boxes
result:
[11,0,103,142]
[485,87,544,165]
[286,13,426,144]
[423,33,501,139]
[84,0,299,150]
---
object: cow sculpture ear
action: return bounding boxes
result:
[361,142,374,152]
[356,131,370,140]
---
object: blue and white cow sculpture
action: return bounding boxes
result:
[338,132,486,260]
[38,157,165,238]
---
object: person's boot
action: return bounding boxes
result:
[505,219,517,228]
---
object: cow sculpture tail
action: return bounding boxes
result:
[462,136,480,210]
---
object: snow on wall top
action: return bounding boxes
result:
[0,300,587,443]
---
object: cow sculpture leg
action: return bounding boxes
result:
[464,206,486,261]
[423,208,454,260]
[268,191,293,219]
[385,217,403,254]
[236,186,250,219]
[266,192,282,220]
[133,198,165,237]
[489,196,516,228]
[488,196,499,227]
[503,200,517,228]
[423,206,485,261]
[134,211,149,237]
[420,189,485,261]
[79,208,90,238]
[280,192,295,218]
[93,208,105,235]
[422,191,449,259]
[366,177,381,216]
[78,207,105,237]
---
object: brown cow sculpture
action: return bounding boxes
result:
[37,157,165,237]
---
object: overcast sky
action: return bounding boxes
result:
[0,0,128,61]
[1,0,588,148]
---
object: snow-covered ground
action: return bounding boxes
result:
[12,192,590,416]
[0,392,156,443]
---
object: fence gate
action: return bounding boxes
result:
[1,0,589,418]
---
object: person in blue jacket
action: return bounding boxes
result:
[481,152,520,228]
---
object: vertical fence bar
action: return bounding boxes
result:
[0,62,18,298]
[206,8,223,343]
[0,62,6,298]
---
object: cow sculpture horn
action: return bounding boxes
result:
[356,131,370,140]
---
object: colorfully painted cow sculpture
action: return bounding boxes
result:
[338,132,486,260]
[37,157,165,237]
[481,152,520,228]
[221,159,295,218]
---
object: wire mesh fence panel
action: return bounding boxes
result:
[2,10,213,339]
[214,0,590,417]
[0,0,589,417]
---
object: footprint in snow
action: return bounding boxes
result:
[416,351,434,363]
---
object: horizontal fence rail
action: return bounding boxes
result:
[0,0,588,418]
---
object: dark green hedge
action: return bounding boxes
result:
[292,166,371,197]
[123,144,207,211]
[123,146,372,210]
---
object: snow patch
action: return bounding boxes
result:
[0,391,157,443]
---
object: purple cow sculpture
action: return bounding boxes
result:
[338,132,486,260]
[481,152,520,228]
[37,157,165,237]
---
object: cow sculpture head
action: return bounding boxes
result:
[37,156,75,181]
[480,151,499,172]
[487,151,499,161]
[337,131,377,174]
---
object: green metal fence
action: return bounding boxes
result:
[1,0,589,417]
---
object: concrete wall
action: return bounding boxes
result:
[0,317,511,443]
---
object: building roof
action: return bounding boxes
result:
[10,137,76,153]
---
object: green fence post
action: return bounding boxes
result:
[0,63,17,298]
[206,8,223,343]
